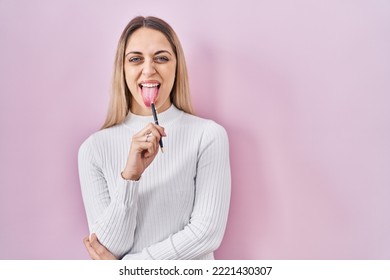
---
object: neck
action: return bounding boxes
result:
[124,104,183,131]
[131,100,172,116]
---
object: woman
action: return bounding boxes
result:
[78,16,231,260]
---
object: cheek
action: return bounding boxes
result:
[166,65,177,85]
[124,69,138,89]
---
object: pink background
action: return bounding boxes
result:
[1,0,389,259]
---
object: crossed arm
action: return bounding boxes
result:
[79,122,231,260]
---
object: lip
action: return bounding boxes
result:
[138,80,161,88]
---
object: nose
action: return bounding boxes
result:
[142,59,156,76]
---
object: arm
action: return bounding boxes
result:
[79,124,166,259]
[78,135,139,259]
[123,122,231,259]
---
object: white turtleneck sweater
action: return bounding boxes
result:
[78,105,231,260]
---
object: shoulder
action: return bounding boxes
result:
[78,125,127,158]
[179,112,229,147]
[187,112,227,133]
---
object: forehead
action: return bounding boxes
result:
[125,27,173,53]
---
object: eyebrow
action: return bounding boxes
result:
[125,50,172,57]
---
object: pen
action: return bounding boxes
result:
[151,103,164,153]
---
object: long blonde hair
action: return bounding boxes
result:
[101,16,194,129]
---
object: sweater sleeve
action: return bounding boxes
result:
[78,135,139,259]
[123,121,231,260]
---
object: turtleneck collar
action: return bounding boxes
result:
[123,105,183,131]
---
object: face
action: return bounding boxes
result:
[124,27,177,115]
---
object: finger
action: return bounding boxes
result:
[83,236,100,260]
[145,126,163,143]
[133,123,157,137]
[89,233,117,260]
[155,124,167,137]
[132,131,160,151]
[131,139,156,154]
[133,131,159,150]
[134,123,166,138]
[138,130,161,151]
[147,123,166,137]
[144,134,159,150]
[133,133,160,152]
[140,141,158,158]
[90,233,106,255]
[90,234,115,259]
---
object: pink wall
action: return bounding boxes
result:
[1,0,389,259]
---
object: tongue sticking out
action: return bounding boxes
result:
[141,86,158,107]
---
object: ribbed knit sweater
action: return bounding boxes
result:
[78,105,231,260]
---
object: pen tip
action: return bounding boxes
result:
[161,147,164,153]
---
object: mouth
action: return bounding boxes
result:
[139,82,161,89]
[139,82,160,107]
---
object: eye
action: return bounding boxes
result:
[154,56,169,63]
[128,56,143,63]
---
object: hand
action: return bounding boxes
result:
[83,233,117,260]
[122,123,166,180]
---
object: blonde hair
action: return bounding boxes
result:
[102,16,194,129]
